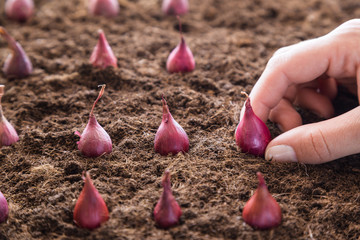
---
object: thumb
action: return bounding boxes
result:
[265,106,360,164]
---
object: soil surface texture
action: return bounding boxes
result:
[0,0,359,239]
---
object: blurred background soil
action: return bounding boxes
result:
[0,0,359,239]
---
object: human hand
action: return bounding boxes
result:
[247,19,360,164]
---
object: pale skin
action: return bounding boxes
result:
[245,19,360,164]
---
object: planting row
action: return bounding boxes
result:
[0,83,271,158]
[0,169,282,230]
[4,0,189,22]
[2,1,195,77]
[0,15,194,79]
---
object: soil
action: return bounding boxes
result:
[0,0,359,239]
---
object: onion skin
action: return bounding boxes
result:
[75,115,112,157]
[235,97,271,157]
[162,0,189,16]
[0,191,9,224]
[153,170,182,229]
[5,0,34,22]
[154,98,189,156]
[0,114,19,147]
[90,30,117,69]
[242,172,282,230]
[0,27,33,79]
[73,172,109,230]
[0,85,19,147]
[166,36,195,73]
[88,0,119,18]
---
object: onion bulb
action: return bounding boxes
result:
[235,92,271,156]
[153,170,182,228]
[75,85,112,157]
[242,172,282,230]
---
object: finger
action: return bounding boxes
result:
[295,88,335,119]
[283,85,298,103]
[265,106,360,164]
[249,37,332,122]
[272,45,294,56]
[269,98,302,131]
[250,19,360,122]
[239,85,298,121]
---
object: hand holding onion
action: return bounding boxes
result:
[246,19,360,164]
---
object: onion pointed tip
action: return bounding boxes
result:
[84,171,90,181]
[161,97,170,116]
[256,172,266,186]
[162,170,171,188]
[240,91,249,98]
[81,171,87,181]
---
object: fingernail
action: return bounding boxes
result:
[265,145,297,162]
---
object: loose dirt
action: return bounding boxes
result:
[0,0,359,239]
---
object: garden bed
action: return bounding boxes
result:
[0,0,359,239]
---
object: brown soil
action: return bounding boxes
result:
[0,0,359,239]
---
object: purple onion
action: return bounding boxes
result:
[0,27,32,79]
[166,17,195,73]
[73,172,109,230]
[75,85,112,157]
[153,170,182,228]
[90,30,117,69]
[5,0,34,22]
[154,97,189,156]
[235,93,271,156]
[0,191,9,223]
[242,172,282,229]
[88,0,119,18]
[0,85,19,147]
[162,0,189,16]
